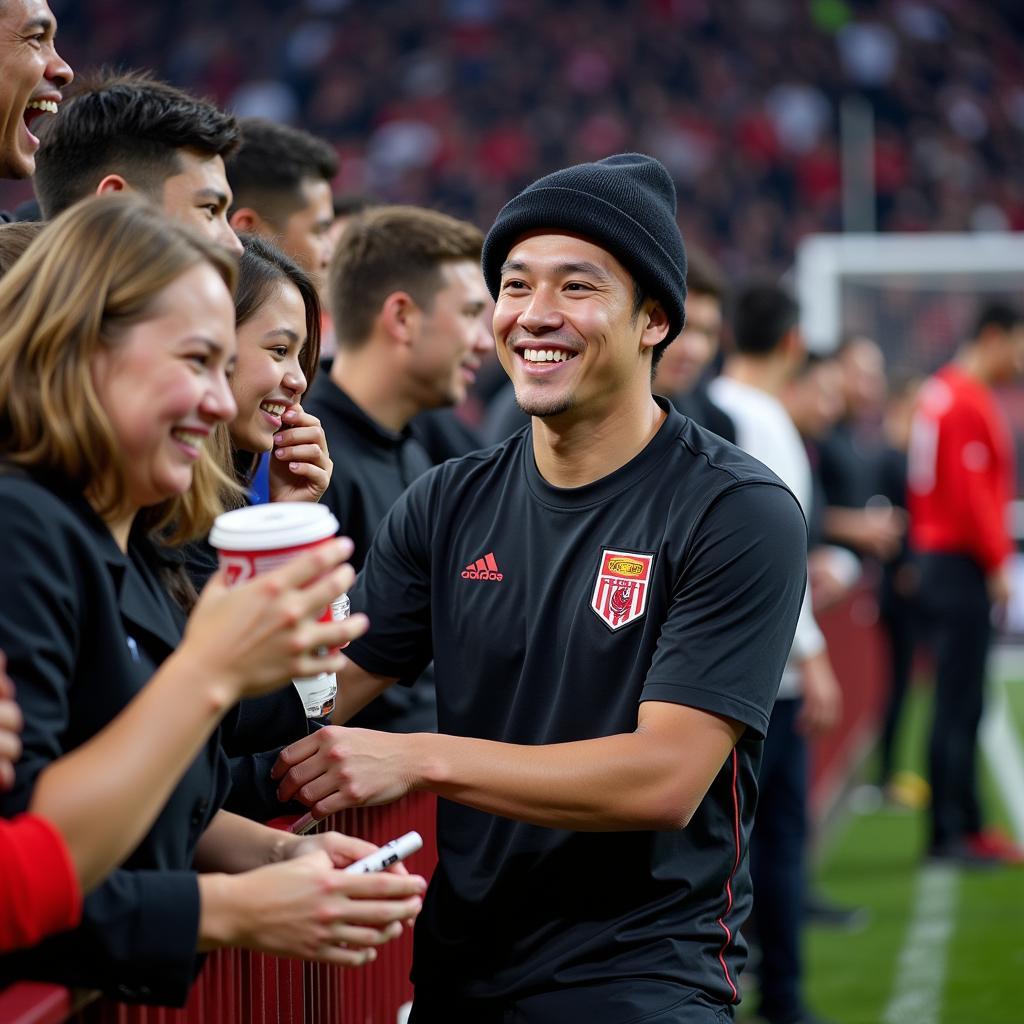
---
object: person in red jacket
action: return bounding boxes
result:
[0,654,80,952]
[908,301,1024,865]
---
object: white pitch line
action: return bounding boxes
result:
[980,676,1024,843]
[881,863,959,1024]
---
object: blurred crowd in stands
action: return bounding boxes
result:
[0,0,1022,279]
[2,2,1024,1022]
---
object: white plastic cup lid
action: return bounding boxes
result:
[209,502,339,552]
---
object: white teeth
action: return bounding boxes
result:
[523,349,573,363]
[26,100,58,115]
[172,429,205,450]
[261,402,287,416]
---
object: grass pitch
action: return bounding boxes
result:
[799,671,1024,1024]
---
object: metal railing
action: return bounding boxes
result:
[0,792,438,1024]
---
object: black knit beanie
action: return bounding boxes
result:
[481,153,687,341]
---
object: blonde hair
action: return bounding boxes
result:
[0,194,241,543]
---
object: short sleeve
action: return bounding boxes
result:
[641,482,807,738]
[344,471,436,681]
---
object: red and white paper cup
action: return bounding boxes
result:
[209,502,349,718]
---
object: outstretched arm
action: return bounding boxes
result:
[277,697,743,831]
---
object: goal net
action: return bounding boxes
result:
[794,231,1024,632]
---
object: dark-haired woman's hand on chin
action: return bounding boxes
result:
[269,405,333,504]
[175,537,368,704]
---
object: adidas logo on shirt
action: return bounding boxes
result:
[461,551,503,581]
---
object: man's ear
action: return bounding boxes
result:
[640,300,672,353]
[96,174,131,196]
[229,207,265,234]
[781,326,806,362]
[377,291,421,348]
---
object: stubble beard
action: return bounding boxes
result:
[513,385,576,419]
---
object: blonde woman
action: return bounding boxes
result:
[0,196,423,1001]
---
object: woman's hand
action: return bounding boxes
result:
[178,538,368,703]
[198,850,425,965]
[269,405,333,504]
[287,831,412,877]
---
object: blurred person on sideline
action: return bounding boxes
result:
[304,205,491,733]
[783,354,860,611]
[225,117,338,292]
[818,335,905,562]
[908,301,1024,865]
[710,283,841,1024]
[652,246,734,443]
[32,70,243,255]
[274,155,807,1023]
[0,196,423,1001]
[181,234,336,821]
[873,370,924,805]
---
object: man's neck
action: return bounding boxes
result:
[530,389,666,489]
[955,346,994,387]
[331,351,417,433]
[722,354,789,397]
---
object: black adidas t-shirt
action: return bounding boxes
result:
[346,400,806,1004]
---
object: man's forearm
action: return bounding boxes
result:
[301,703,744,831]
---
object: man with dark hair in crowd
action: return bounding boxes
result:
[908,301,1024,865]
[226,117,338,290]
[274,155,807,1023]
[652,247,734,442]
[305,204,491,732]
[33,70,241,254]
[710,283,840,1024]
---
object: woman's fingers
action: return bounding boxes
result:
[331,921,403,949]
[274,442,328,466]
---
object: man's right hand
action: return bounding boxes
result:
[797,650,842,735]
[988,564,1012,608]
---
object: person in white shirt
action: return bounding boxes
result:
[709,282,840,1024]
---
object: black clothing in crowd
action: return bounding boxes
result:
[305,368,437,732]
[0,468,227,1005]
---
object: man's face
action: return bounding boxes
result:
[785,360,844,439]
[277,177,335,289]
[159,149,242,256]
[652,290,722,396]
[993,324,1024,383]
[0,0,72,179]
[406,259,492,410]
[840,337,886,417]
[493,232,668,419]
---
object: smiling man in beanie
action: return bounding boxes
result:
[274,154,808,1022]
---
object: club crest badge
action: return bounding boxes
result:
[590,549,654,631]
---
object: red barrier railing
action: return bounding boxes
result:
[0,792,437,1024]
[1,591,888,1024]
[810,582,888,820]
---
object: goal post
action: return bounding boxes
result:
[795,232,1024,356]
